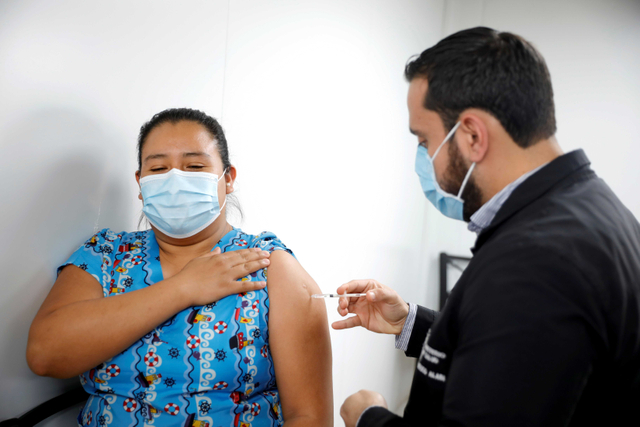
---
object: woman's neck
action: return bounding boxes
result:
[154,219,233,271]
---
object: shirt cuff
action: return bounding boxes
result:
[394,303,417,352]
[356,405,385,427]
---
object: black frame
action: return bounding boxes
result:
[0,386,87,427]
[439,252,472,310]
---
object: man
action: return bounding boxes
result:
[334,27,640,427]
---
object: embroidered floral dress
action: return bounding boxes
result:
[59,227,292,427]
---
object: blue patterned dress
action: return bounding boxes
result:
[59,227,292,427]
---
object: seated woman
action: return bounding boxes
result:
[26,108,333,427]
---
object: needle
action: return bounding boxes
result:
[311,293,368,299]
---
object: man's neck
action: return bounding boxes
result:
[480,136,563,204]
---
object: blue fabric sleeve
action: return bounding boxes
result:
[249,231,295,259]
[57,228,119,295]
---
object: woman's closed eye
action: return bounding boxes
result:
[147,165,206,173]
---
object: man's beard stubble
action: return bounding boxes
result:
[441,137,483,222]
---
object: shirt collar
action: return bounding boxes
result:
[468,163,547,234]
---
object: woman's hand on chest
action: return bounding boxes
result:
[168,247,272,307]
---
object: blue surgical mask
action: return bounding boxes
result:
[140,168,227,238]
[415,122,476,221]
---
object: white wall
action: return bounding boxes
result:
[0,1,231,423]
[221,1,445,419]
[0,1,443,424]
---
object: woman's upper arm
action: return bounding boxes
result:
[266,250,333,426]
[32,265,104,322]
[27,265,104,373]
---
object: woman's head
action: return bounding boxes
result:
[136,108,242,233]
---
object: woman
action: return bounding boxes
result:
[26,108,333,427]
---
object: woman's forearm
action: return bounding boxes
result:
[27,276,189,378]
[27,247,271,379]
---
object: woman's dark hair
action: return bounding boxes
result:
[405,27,556,148]
[137,108,232,172]
[137,108,243,224]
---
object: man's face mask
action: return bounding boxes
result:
[415,122,476,221]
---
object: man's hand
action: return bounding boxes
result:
[331,279,409,335]
[341,390,388,427]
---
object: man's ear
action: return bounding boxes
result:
[458,112,489,164]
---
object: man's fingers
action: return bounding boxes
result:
[338,279,379,295]
[331,316,362,330]
[367,287,402,305]
[336,304,350,317]
[336,302,360,317]
[339,293,369,313]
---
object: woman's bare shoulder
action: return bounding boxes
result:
[266,250,321,300]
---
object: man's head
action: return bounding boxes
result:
[407,27,560,220]
[406,26,556,147]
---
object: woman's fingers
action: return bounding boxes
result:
[228,258,270,280]
[178,248,274,307]
[201,248,270,279]
[230,279,267,292]
[202,279,267,306]
[222,248,270,268]
[200,246,223,257]
[202,247,266,262]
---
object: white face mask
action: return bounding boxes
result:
[140,168,227,239]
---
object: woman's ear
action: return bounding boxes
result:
[135,171,142,201]
[225,165,237,194]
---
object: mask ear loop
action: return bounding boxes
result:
[432,121,475,200]
[219,168,229,210]
[457,162,476,199]
[432,121,462,161]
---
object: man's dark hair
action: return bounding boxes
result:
[137,108,231,172]
[405,27,556,148]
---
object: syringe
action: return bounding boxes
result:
[311,293,367,299]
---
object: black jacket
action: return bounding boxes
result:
[361,150,640,426]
